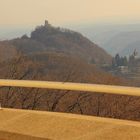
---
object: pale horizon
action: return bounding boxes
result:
[1,0,140,40]
[0,0,140,27]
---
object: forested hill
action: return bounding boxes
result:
[0,21,112,65]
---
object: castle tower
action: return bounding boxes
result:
[44,20,51,27]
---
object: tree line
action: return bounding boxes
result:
[112,50,140,68]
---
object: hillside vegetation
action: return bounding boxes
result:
[0,21,139,121]
[0,21,112,65]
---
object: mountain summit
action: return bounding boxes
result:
[0,21,112,65]
[30,21,112,65]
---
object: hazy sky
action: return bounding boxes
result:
[0,0,140,27]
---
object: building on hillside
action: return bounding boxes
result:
[118,66,129,74]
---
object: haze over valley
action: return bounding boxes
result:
[0,0,140,124]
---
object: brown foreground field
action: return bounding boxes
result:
[0,108,140,140]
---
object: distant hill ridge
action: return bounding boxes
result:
[103,31,140,56]
[0,21,112,65]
